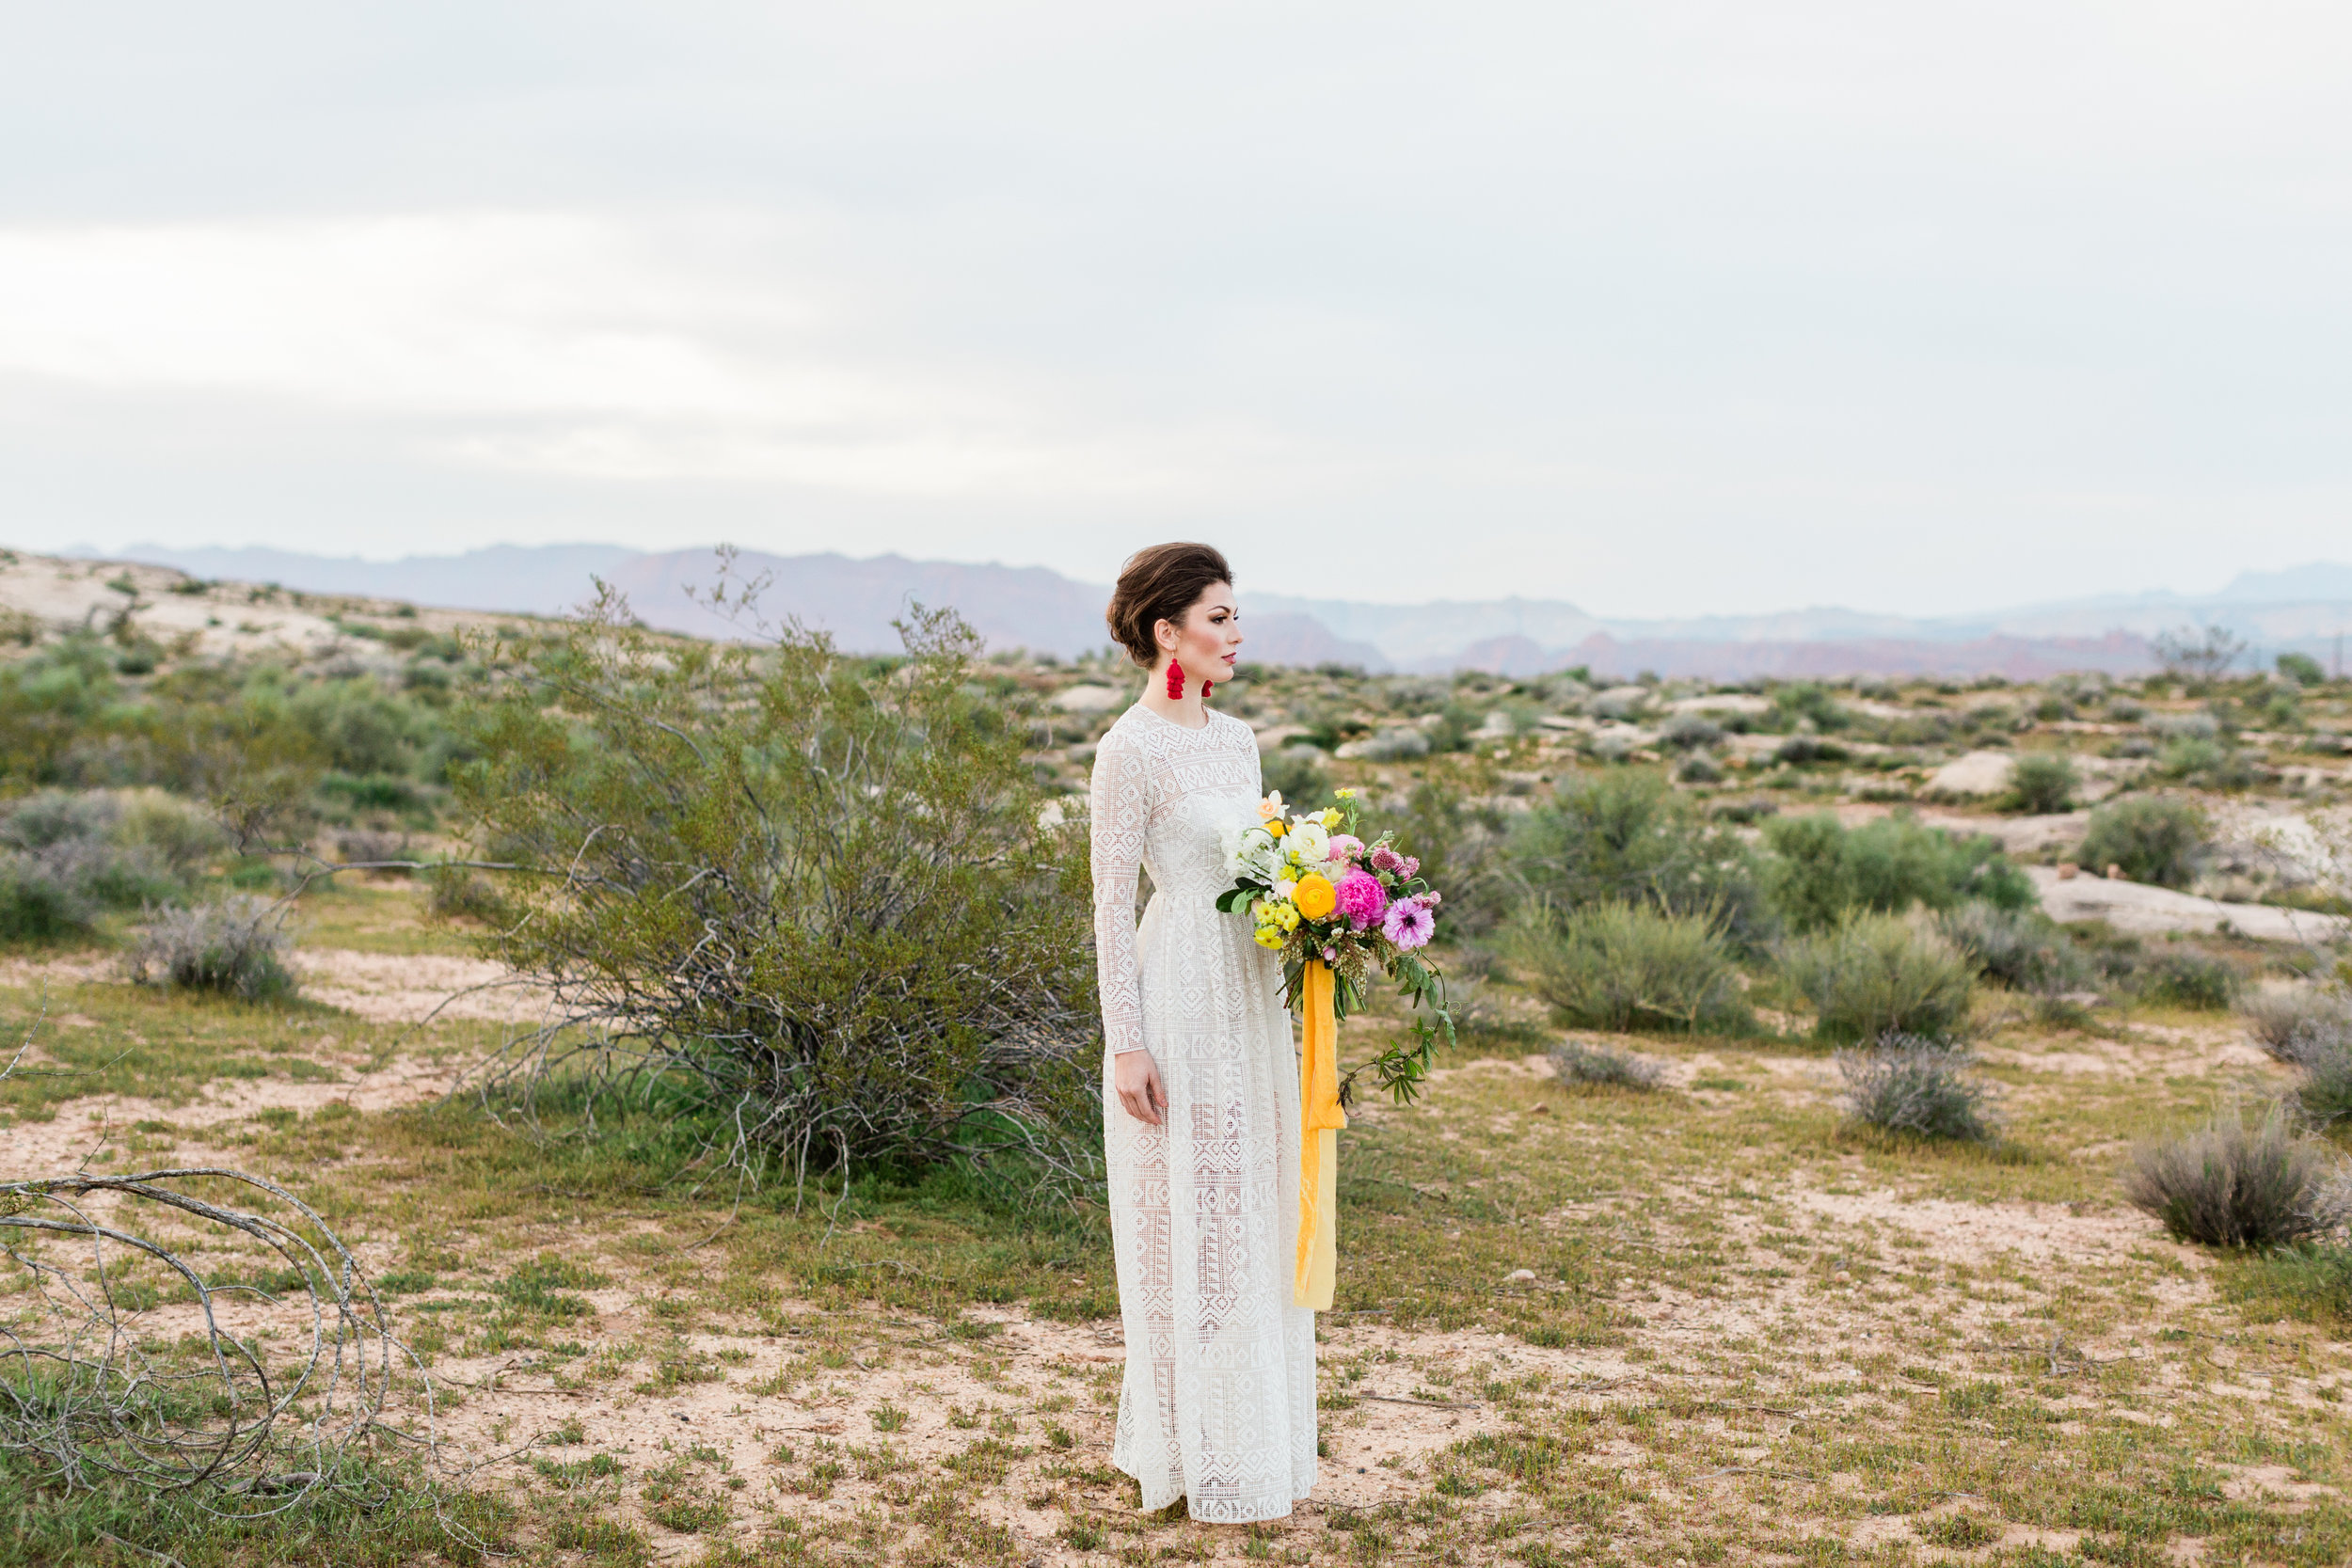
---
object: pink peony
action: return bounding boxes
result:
[1327,833,1364,864]
[1382,895,1436,950]
[1332,868,1389,930]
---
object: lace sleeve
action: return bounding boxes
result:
[1089,730,1153,1056]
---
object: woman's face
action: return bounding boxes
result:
[1159,580,1242,685]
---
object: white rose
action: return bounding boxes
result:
[1287,820,1330,866]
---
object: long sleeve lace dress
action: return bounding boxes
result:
[1089,703,1318,1521]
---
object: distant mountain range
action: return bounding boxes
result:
[78,542,2352,680]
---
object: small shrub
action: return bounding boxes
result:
[2140,949,2239,1011]
[1779,912,1977,1042]
[1548,1037,1665,1090]
[0,854,94,942]
[1659,715,1723,752]
[1762,812,2031,934]
[125,895,296,1001]
[2078,796,2209,888]
[2008,752,2077,814]
[1936,904,2087,992]
[2293,1030,2352,1129]
[2122,1102,2325,1247]
[1501,901,1751,1035]
[2242,989,2352,1060]
[1836,1035,1996,1142]
[1260,745,1331,805]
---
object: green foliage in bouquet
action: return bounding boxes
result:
[1215,788,1454,1109]
[449,580,1101,1198]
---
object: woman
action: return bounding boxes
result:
[1089,542,1316,1522]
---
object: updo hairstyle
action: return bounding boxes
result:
[1104,543,1233,669]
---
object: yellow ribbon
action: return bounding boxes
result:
[1295,959,1345,1310]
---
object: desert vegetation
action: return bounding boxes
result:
[6,552,2352,1564]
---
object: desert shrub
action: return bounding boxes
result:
[2279,652,2328,687]
[1677,754,1723,784]
[1501,901,1751,1035]
[1394,756,1512,931]
[2140,949,2240,1011]
[112,789,227,877]
[285,678,445,781]
[2078,796,2209,888]
[2242,989,2352,1060]
[1935,904,2087,992]
[1353,727,1431,762]
[0,854,93,942]
[1259,745,1330,805]
[1779,912,1977,1042]
[2292,1029,2352,1129]
[450,591,1097,1187]
[0,789,194,932]
[2008,752,2077,815]
[1761,812,2031,934]
[1836,1035,1996,1142]
[126,895,296,1001]
[1548,1037,1665,1090]
[1659,714,1722,752]
[2122,1103,2325,1248]
[1508,768,1770,946]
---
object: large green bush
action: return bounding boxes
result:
[1779,912,1978,1042]
[2078,796,2209,888]
[1501,901,1750,1035]
[1761,811,2032,934]
[1507,768,1769,945]
[451,592,1099,1188]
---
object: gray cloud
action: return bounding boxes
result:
[6,3,2352,614]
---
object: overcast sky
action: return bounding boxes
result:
[5,3,2351,614]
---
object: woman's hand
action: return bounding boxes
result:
[1114,1050,1168,1127]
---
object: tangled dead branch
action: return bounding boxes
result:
[0,1164,447,1525]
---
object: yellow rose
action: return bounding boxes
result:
[1293,873,1337,921]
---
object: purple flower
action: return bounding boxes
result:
[1382,895,1436,951]
[1333,868,1389,930]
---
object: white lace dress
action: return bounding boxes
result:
[1089,703,1318,1521]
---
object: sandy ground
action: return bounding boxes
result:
[290,947,551,1023]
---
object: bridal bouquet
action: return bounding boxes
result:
[1217,787,1453,1105]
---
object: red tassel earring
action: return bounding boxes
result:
[1165,660,1184,700]
[1202,679,1213,701]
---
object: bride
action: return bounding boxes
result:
[1089,542,1317,1522]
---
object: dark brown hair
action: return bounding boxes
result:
[1104,543,1233,668]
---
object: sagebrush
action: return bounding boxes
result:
[1501,901,1750,1035]
[2122,1102,2325,1248]
[125,895,296,1001]
[1780,912,1977,1042]
[1836,1035,1996,1142]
